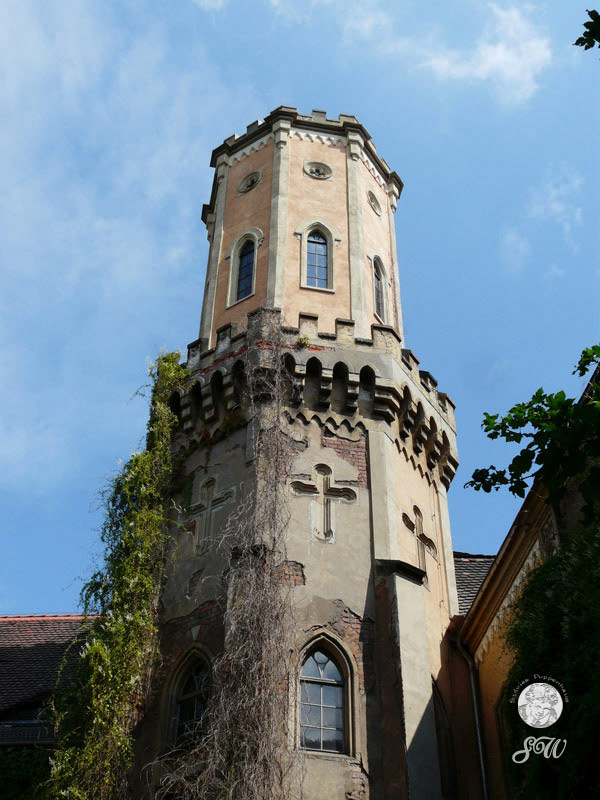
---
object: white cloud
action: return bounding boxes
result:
[423,5,552,106]
[191,0,227,9]
[0,1,261,493]
[528,163,583,249]
[544,264,566,279]
[500,227,531,274]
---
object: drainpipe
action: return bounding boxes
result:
[455,639,489,800]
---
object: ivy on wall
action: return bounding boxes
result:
[501,523,600,798]
[49,352,186,800]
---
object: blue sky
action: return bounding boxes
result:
[1,1,598,613]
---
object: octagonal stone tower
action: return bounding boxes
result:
[140,108,460,800]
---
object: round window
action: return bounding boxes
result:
[304,162,333,180]
[367,190,382,216]
[238,171,261,193]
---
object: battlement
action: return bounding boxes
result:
[181,309,458,489]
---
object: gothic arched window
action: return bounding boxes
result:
[306,230,328,289]
[237,239,255,301]
[175,661,210,746]
[373,259,385,321]
[300,648,345,753]
[414,506,427,576]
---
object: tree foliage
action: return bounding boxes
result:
[501,522,600,798]
[573,9,600,51]
[466,345,600,519]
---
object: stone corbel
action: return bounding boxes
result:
[347,130,364,162]
[398,397,418,440]
[425,430,444,470]
[204,211,216,244]
[387,183,400,213]
[319,367,333,409]
[201,383,216,423]
[411,408,429,455]
[273,119,291,150]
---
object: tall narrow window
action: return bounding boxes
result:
[175,662,210,745]
[374,260,384,320]
[237,240,254,301]
[414,506,427,575]
[300,649,345,753]
[306,230,328,289]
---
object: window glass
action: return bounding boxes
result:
[175,662,210,745]
[300,648,345,753]
[237,240,254,301]
[374,262,384,319]
[306,231,328,289]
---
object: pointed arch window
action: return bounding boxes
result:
[414,506,427,577]
[237,240,255,301]
[175,661,211,746]
[306,230,328,289]
[374,259,385,321]
[300,648,345,753]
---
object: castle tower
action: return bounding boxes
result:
[142,108,460,800]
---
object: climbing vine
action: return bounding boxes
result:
[156,310,303,800]
[49,352,186,800]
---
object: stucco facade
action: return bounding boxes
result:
[136,107,462,799]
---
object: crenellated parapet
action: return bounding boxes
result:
[177,308,458,489]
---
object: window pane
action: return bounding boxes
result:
[300,656,320,679]
[322,685,343,707]
[301,682,321,704]
[323,659,342,682]
[322,706,343,729]
[301,704,321,726]
[301,726,321,750]
[322,729,344,752]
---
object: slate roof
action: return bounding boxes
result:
[0,615,92,744]
[453,552,496,615]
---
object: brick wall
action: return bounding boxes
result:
[321,430,368,487]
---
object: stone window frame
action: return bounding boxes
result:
[368,254,388,323]
[295,632,358,759]
[159,644,213,752]
[225,227,264,308]
[294,218,342,294]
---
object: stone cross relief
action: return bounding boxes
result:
[190,477,234,554]
[291,464,357,542]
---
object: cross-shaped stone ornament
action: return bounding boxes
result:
[291,464,356,542]
[190,478,234,554]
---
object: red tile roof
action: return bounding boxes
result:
[0,614,95,744]
[453,552,495,615]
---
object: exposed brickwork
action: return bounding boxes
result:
[279,561,306,586]
[321,430,368,487]
[309,600,375,694]
[153,601,224,705]
[346,761,368,799]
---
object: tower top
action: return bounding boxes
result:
[199,107,406,348]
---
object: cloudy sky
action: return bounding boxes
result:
[1,1,598,613]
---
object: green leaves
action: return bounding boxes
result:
[467,345,600,519]
[574,9,600,51]
[50,353,186,799]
